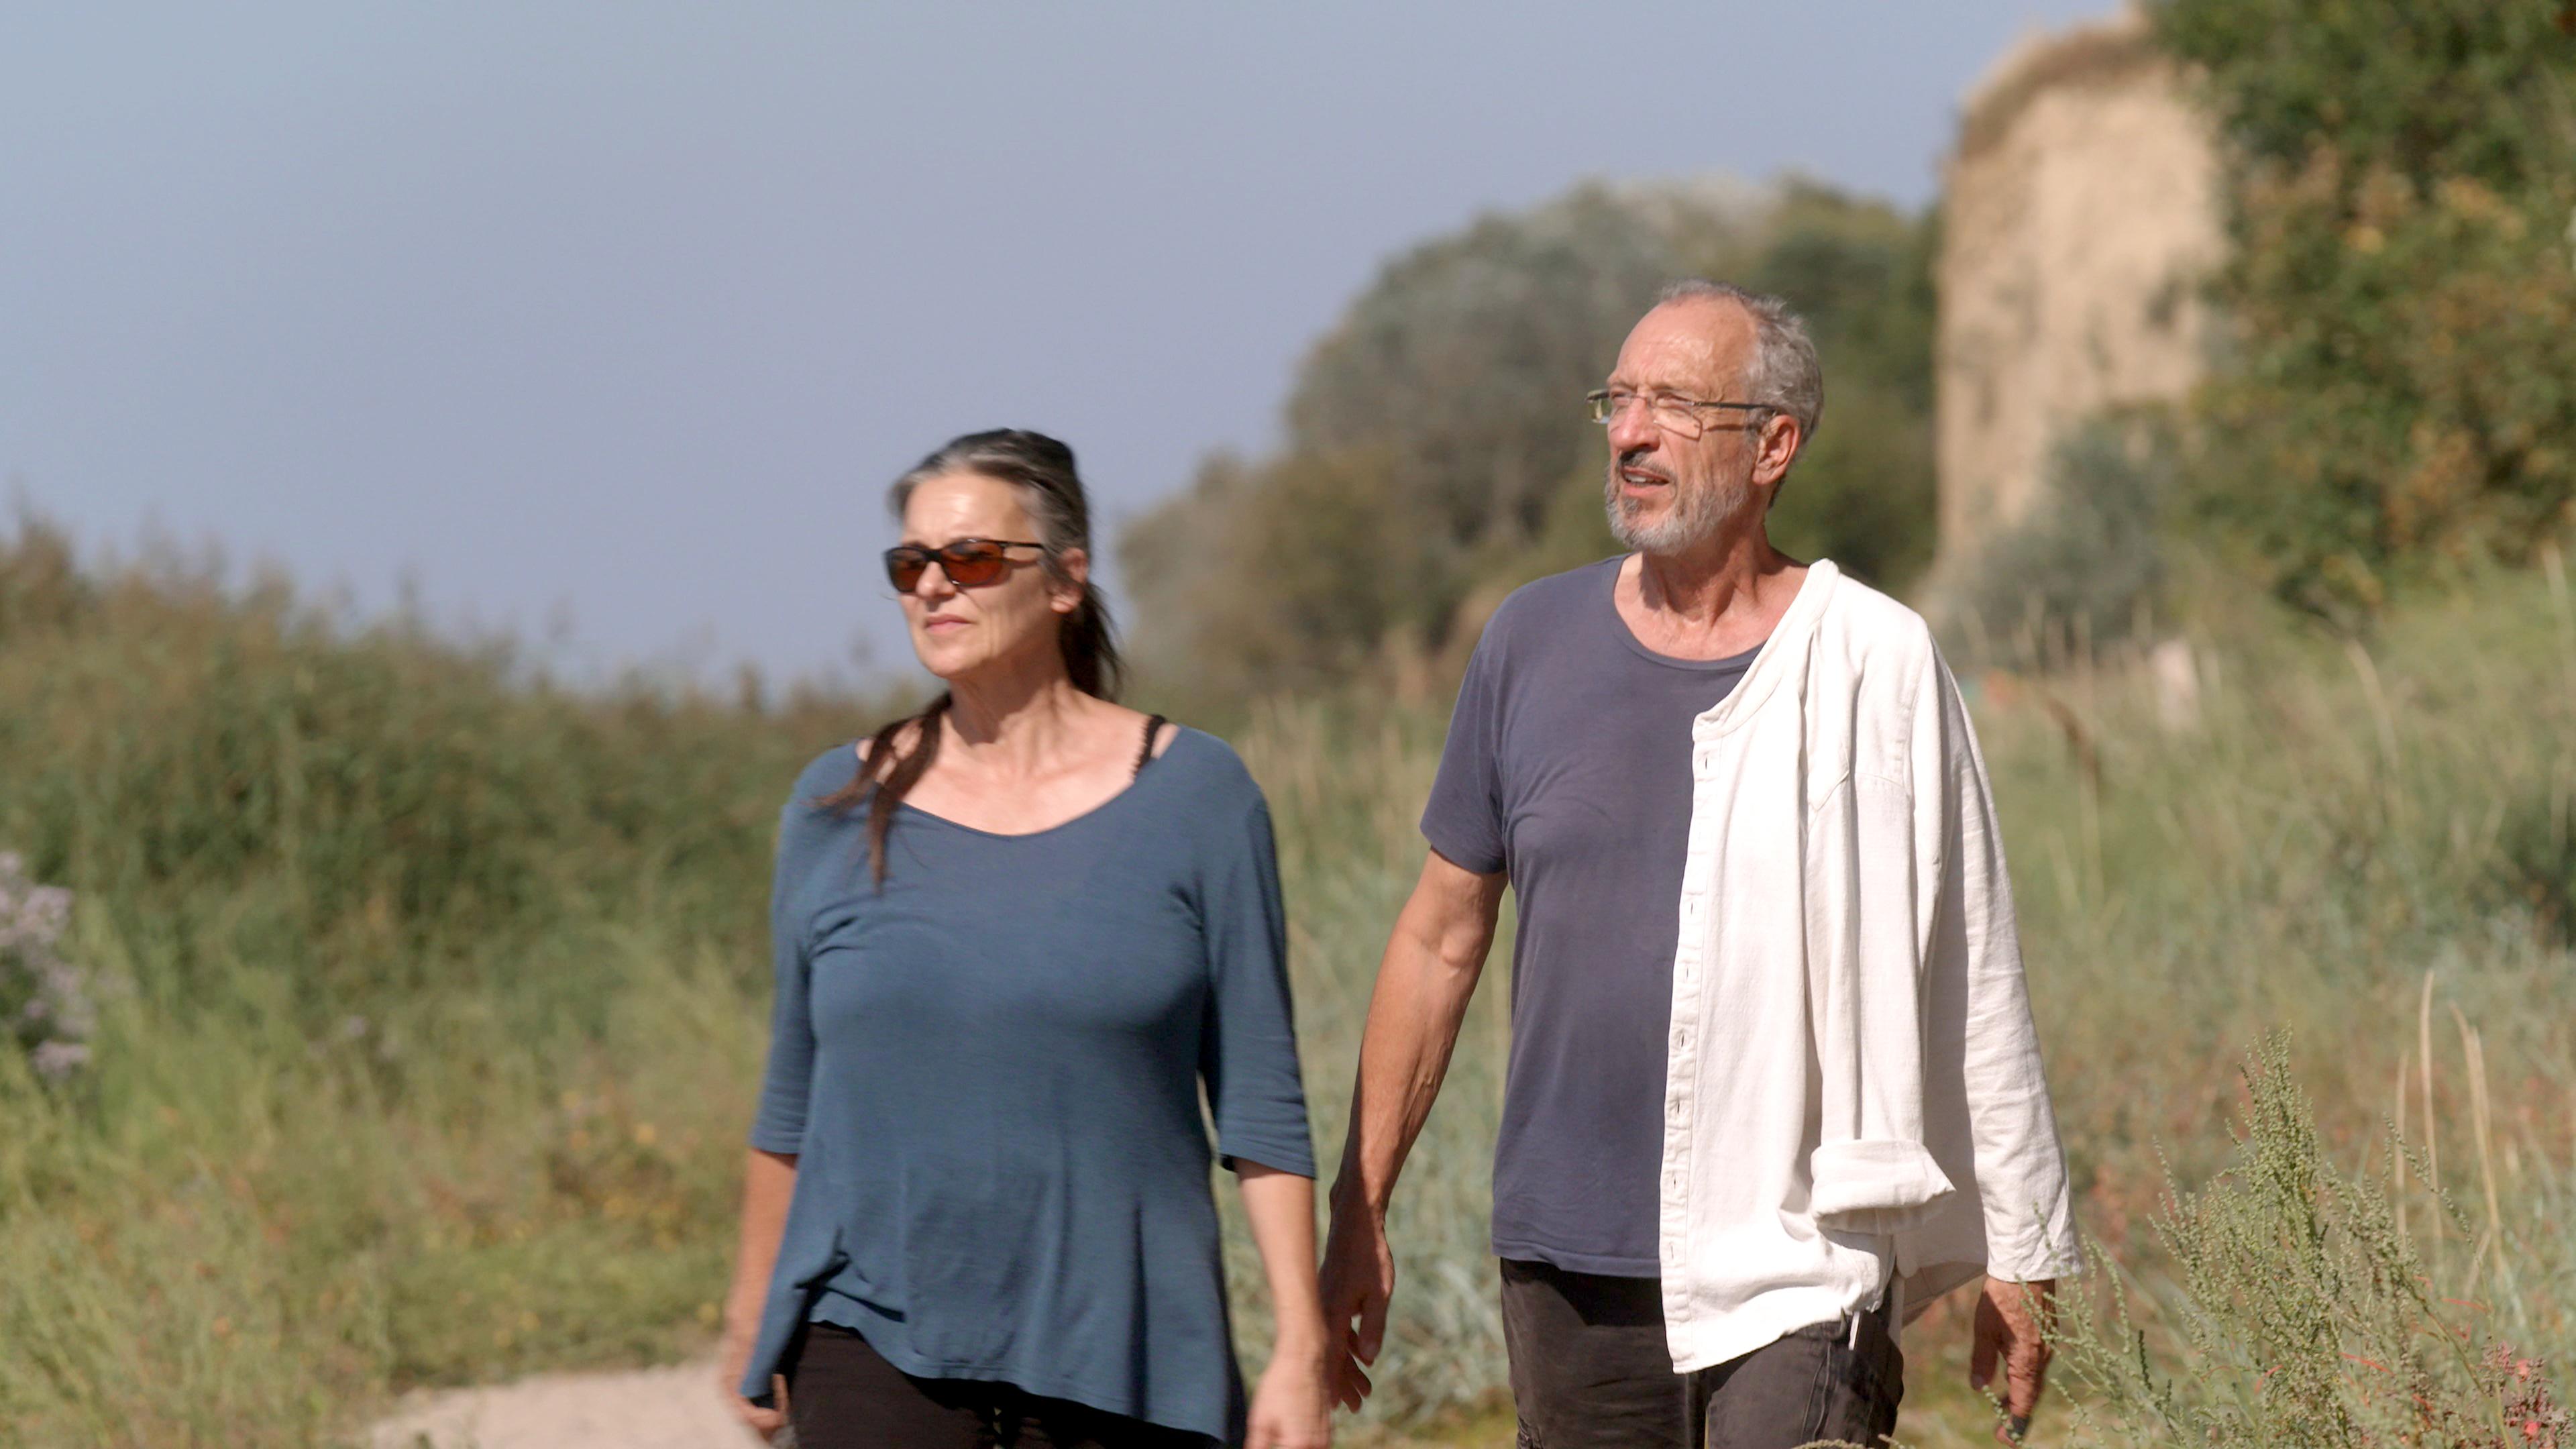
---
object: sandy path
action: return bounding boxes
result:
[368,1359,763,1449]
[365,1361,1503,1448]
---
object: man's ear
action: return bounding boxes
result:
[1754,414,1803,487]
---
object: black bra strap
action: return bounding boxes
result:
[1135,714,1167,776]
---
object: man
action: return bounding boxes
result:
[1318,281,2080,1448]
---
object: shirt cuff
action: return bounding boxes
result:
[1216,1130,1317,1179]
[1810,1139,1956,1232]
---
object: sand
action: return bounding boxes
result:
[368,1358,767,1449]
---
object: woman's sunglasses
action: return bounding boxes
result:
[881,537,1046,592]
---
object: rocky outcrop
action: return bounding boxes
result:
[1933,7,2221,574]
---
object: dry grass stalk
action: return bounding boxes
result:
[2421,970,2444,1244]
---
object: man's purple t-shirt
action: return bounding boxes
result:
[1421,556,1759,1277]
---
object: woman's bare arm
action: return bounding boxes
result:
[1238,1163,1331,1449]
[718,1147,799,1436]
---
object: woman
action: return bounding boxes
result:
[720,429,1331,1449]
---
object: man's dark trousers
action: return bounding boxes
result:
[1500,1258,1904,1448]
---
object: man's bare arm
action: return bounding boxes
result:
[1333,849,1505,1211]
[1320,848,1506,1410]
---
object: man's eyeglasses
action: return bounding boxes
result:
[1586,388,1774,441]
[882,538,1046,592]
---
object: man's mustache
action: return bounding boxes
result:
[1615,450,1674,485]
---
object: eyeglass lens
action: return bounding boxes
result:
[1593,392,1701,439]
[884,541,1013,592]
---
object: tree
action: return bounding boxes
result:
[2154,0,2576,618]
[1121,176,1948,698]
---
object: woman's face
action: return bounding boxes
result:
[894,472,1083,685]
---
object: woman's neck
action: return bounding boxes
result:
[941,653,1097,774]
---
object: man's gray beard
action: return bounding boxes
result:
[1604,464,1750,553]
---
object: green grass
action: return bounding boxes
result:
[1,518,2571,1444]
[0,520,882,1444]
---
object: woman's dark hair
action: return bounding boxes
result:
[821,429,1124,882]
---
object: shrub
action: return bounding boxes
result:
[2050,1035,2569,1448]
[1951,411,2179,658]
[0,851,86,1079]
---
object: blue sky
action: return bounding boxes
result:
[2,3,2112,686]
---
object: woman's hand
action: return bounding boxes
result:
[1236,1162,1332,1449]
[720,1148,801,1442]
[716,1313,788,1440]
[1246,1338,1333,1449]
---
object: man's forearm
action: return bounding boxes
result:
[1332,859,1501,1216]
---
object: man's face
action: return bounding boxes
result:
[1601,299,1762,553]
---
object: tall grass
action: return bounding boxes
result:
[0,519,888,1444]
[1225,700,1517,1432]
[2048,1035,2571,1448]
[1900,559,2576,1444]
[2,513,2571,1445]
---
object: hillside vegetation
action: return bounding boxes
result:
[0,519,888,1444]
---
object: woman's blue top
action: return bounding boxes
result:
[737,729,1316,1445]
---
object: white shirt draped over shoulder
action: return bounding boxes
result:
[1653,559,2081,1373]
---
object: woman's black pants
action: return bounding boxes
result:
[786,1322,1212,1448]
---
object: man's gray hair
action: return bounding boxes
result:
[1655,279,1824,449]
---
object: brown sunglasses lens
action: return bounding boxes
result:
[883,541,1012,592]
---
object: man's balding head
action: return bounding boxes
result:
[1648,280,1823,449]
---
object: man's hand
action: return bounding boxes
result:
[1968,1277,2055,1444]
[1318,1197,1396,1413]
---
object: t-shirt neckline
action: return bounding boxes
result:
[1599,555,1768,674]
[880,727,1191,842]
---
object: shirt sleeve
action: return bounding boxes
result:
[1419,624,1509,875]
[1197,795,1317,1177]
[747,794,819,1155]
[1915,647,2081,1281]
